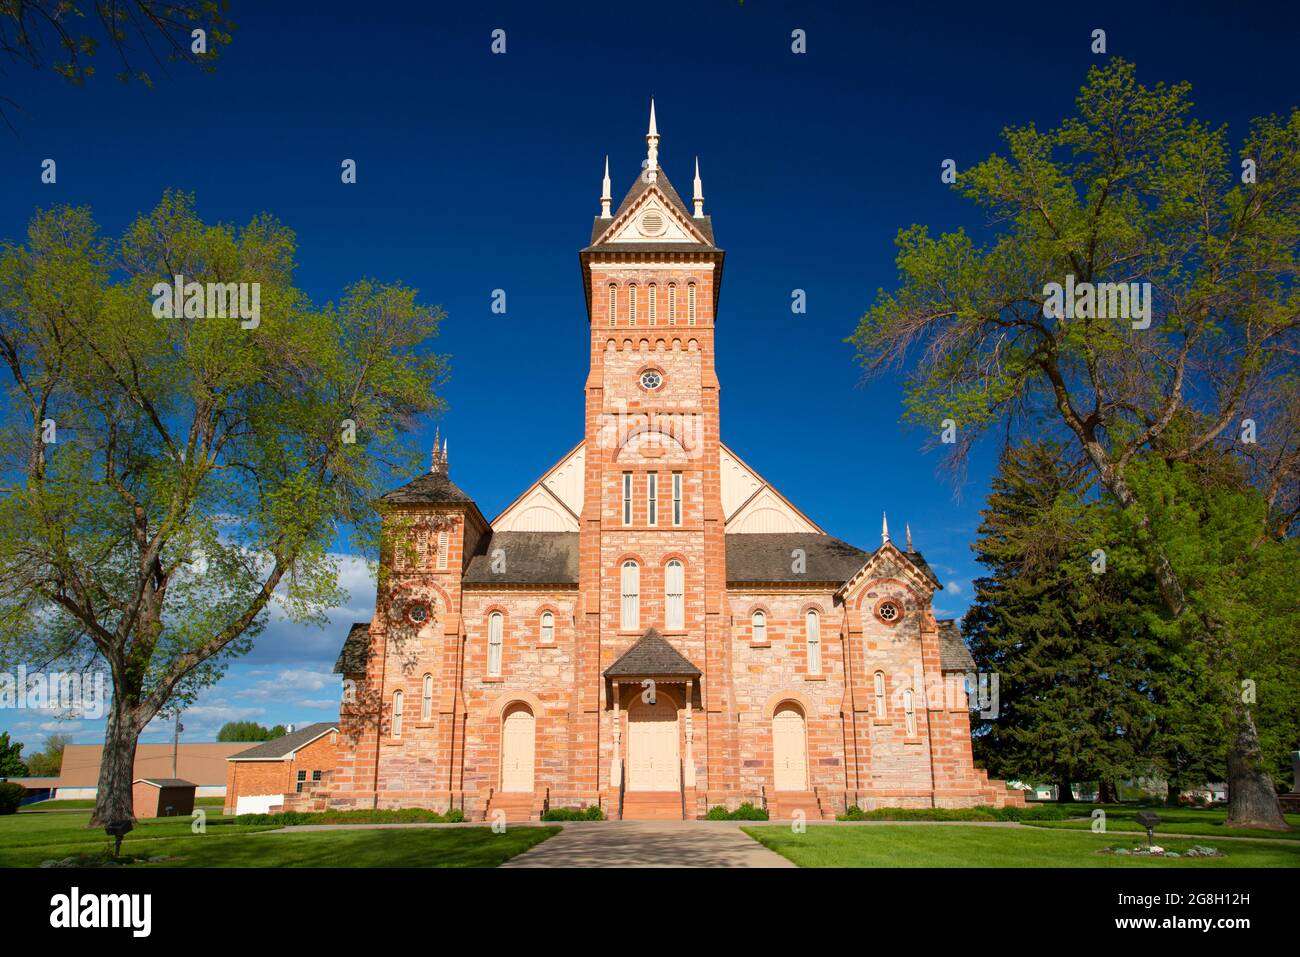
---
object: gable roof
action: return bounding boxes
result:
[132,778,195,788]
[725,533,872,583]
[227,723,338,762]
[463,531,580,584]
[588,169,716,248]
[937,619,976,673]
[377,470,476,506]
[334,622,371,674]
[604,628,702,678]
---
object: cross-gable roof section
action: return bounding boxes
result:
[835,541,943,601]
[588,170,715,249]
[491,441,585,531]
[720,443,823,534]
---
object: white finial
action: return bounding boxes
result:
[645,97,659,182]
[693,156,704,217]
[430,428,443,473]
[905,523,912,551]
[882,511,890,545]
[600,155,612,218]
[443,437,448,473]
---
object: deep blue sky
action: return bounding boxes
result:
[3,1,1297,748]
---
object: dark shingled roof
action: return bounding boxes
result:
[228,722,338,761]
[588,169,717,248]
[334,622,371,674]
[377,470,475,506]
[725,533,872,583]
[133,778,195,788]
[605,629,702,678]
[937,619,976,673]
[463,531,580,585]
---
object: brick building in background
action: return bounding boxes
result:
[224,723,339,814]
[328,104,1021,821]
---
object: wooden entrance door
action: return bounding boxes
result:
[501,704,535,792]
[772,703,808,791]
[627,695,679,791]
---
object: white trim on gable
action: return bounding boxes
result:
[591,183,712,248]
[719,443,823,534]
[492,442,585,531]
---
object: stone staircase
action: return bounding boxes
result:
[621,791,685,820]
[483,790,539,823]
[975,769,1026,807]
[766,788,832,821]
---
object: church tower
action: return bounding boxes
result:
[574,101,737,813]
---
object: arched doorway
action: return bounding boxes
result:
[626,694,679,791]
[772,702,808,791]
[500,703,535,792]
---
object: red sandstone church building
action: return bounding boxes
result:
[325,104,1021,821]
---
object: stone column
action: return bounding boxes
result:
[610,682,622,787]
[684,679,696,787]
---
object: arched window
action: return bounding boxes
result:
[665,560,684,630]
[752,609,767,644]
[392,690,404,738]
[628,284,637,325]
[648,284,657,325]
[488,611,503,676]
[540,610,554,644]
[608,284,617,327]
[874,671,886,719]
[421,674,433,721]
[904,689,916,735]
[668,284,677,325]
[620,560,640,630]
[687,283,697,326]
[805,610,821,673]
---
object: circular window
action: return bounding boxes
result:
[876,600,902,624]
[638,210,666,237]
[408,603,430,624]
[639,369,663,390]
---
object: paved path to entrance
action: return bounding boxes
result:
[501,820,796,868]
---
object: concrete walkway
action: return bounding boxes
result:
[500,820,796,868]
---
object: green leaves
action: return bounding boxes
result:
[0,194,448,731]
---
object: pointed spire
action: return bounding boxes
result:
[600,155,612,218]
[905,523,913,551]
[430,429,448,474]
[692,156,704,217]
[644,97,659,183]
[882,511,890,546]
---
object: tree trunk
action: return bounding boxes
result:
[1099,780,1119,804]
[1225,705,1288,830]
[1056,779,1073,803]
[1092,464,1283,829]
[1166,779,1181,806]
[89,701,140,834]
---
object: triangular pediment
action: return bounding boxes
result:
[591,174,711,248]
[720,444,823,534]
[836,541,941,602]
[492,442,584,531]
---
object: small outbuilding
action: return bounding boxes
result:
[131,778,196,819]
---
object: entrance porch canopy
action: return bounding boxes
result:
[603,629,701,789]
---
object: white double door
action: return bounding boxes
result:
[626,696,679,791]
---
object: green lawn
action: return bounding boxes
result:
[1021,802,1300,841]
[742,824,1300,868]
[0,809,557,868]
